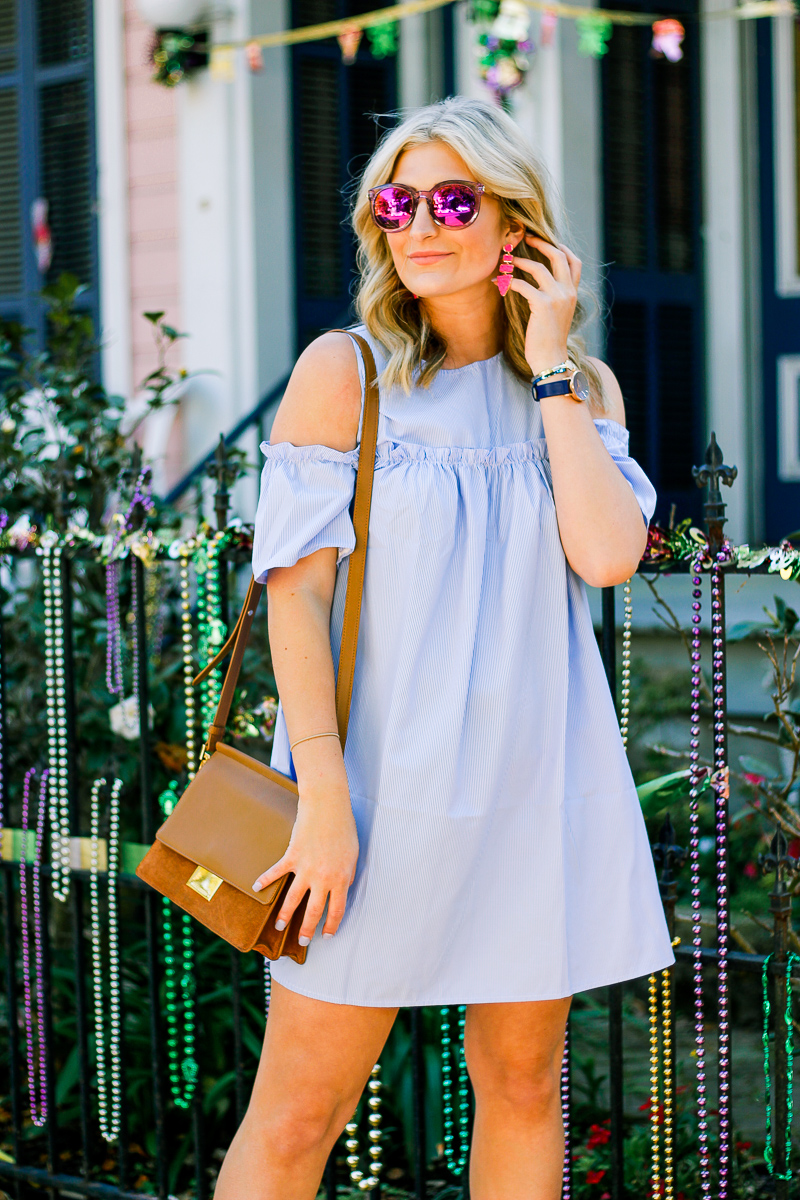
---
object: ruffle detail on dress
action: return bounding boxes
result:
[252,443,358,578]
[593,419,656,524]
[374,438,548,468]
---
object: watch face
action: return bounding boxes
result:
[570,370,590,403]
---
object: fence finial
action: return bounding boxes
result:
[692,432,737,553]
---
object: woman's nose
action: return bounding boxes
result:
[408,197,436,235]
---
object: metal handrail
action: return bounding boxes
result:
[164,370,291,505]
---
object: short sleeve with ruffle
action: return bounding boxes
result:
[593,419,656,525]
[251,442,359,582]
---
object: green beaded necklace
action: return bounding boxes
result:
[762,952,799,1180]
[158,780,198,1109]
[440,1005,470,1175]
[195,531,228,732]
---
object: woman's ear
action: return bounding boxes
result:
[503,218,526,248]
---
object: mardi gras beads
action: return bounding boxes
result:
[158,780,198,1109]
[762,953,799,1180]
[20,767,49,1127]
[37,534,70,901]
[648,937,681,1199]
[620,578,632,748]
[561,1023,571,1199]
[710,551,732,1196]
[441,1004,470,1175]
[687,551,711,1195]
[196,532,228,734]
[345,1063,384,1191]
[89,776,123,1141]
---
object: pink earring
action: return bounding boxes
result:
[495,243,514,297]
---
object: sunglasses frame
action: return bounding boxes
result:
[368,179,486,232]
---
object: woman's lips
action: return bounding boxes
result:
[408,252,452,264]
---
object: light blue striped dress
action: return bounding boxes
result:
[252,327,674,1006]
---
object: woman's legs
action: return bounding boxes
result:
[465,997,572,1200]
[214,980,398,1200]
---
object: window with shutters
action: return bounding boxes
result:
[602,0,703,522]
[0,0,98,343]
[292,0,397,350]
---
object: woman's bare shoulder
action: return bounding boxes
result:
[587,357,626,426]
[269,331,362,452]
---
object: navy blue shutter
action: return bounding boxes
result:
[292,0,397,351]
[0,0,98,344]
[602,3,704,523]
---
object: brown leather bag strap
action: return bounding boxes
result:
[197,329,380,757]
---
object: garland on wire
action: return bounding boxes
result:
[762,953,799,1181]
[20,767,49,1128]
[89,776,123,1142]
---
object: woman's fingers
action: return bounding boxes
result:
[558,242,582,289]
[503,276,543,309]
[323,885,348,937]
[273,872,311,931]
[298,885,331,945]
[252,855,292,894]
[525,235,575,287]
[512,257,558,291]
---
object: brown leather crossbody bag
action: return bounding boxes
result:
[136,332,379,963]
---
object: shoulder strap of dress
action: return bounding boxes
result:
[195,328,380,757]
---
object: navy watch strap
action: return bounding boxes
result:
[532,377,572,402]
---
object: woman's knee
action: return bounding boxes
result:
[467,1044,563,1120]
[248,1088,354,1161]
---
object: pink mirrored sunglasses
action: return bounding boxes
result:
[368,180,486,232]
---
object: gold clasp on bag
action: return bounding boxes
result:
[186,864,223,900]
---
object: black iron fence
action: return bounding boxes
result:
[1,434,799,1199]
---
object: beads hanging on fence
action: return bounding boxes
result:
[687,550,712,1196]
[440,1004,470,1175]
[264,958,272,1024]
[89,776,123,1142]
[344,1063,384,1191]
[560,1023,571,1199]
[179,555,198,777]
[158,780,198,1109]
[710,551,732,1196]
[37,534,70,901]
[196,532,228,733]
[20,767,49,1128]
[620,578,632,748]
[761,952,799,1180]
[647,937,680,1200]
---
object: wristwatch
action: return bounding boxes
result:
[531,362,591,403]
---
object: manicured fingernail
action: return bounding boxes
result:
[298,935,311,947]
[252,880,263,892]
[323,932,334,940]
[274,918,286,931]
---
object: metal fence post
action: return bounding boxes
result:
[601,585,625,1199]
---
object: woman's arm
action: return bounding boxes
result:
[251,331,363,945]
[538,357,647,587]
[507,236,648,588]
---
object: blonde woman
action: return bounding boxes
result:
[215,97,673,1200]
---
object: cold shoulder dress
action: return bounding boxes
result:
[251,327,674,1006]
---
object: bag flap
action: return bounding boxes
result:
[156,743,298,906]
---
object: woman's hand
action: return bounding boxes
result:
[252,759,359,946]
[504,235,582,378]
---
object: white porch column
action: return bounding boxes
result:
[701,0,749,542]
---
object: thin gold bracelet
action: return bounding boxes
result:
[289,731,341,752]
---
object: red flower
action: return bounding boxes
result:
[790,840,800,859]
[587,1123,612,1149]
[743,772,766,787]
[743,862,758,878]
[586,1168,606,1185]
[736,1140,752,1151]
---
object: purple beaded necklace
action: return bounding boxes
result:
[711,550,732,1194]
[20,766,49,1127]
[688,550,711,1193]
[561,1025,571,1198]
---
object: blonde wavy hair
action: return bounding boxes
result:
[352,96,604,408]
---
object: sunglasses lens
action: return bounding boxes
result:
[431,183,478,226]
[372,186,414,230]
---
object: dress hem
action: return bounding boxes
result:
[270,948,676,1009]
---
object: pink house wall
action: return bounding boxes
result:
[123,0,182,391]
